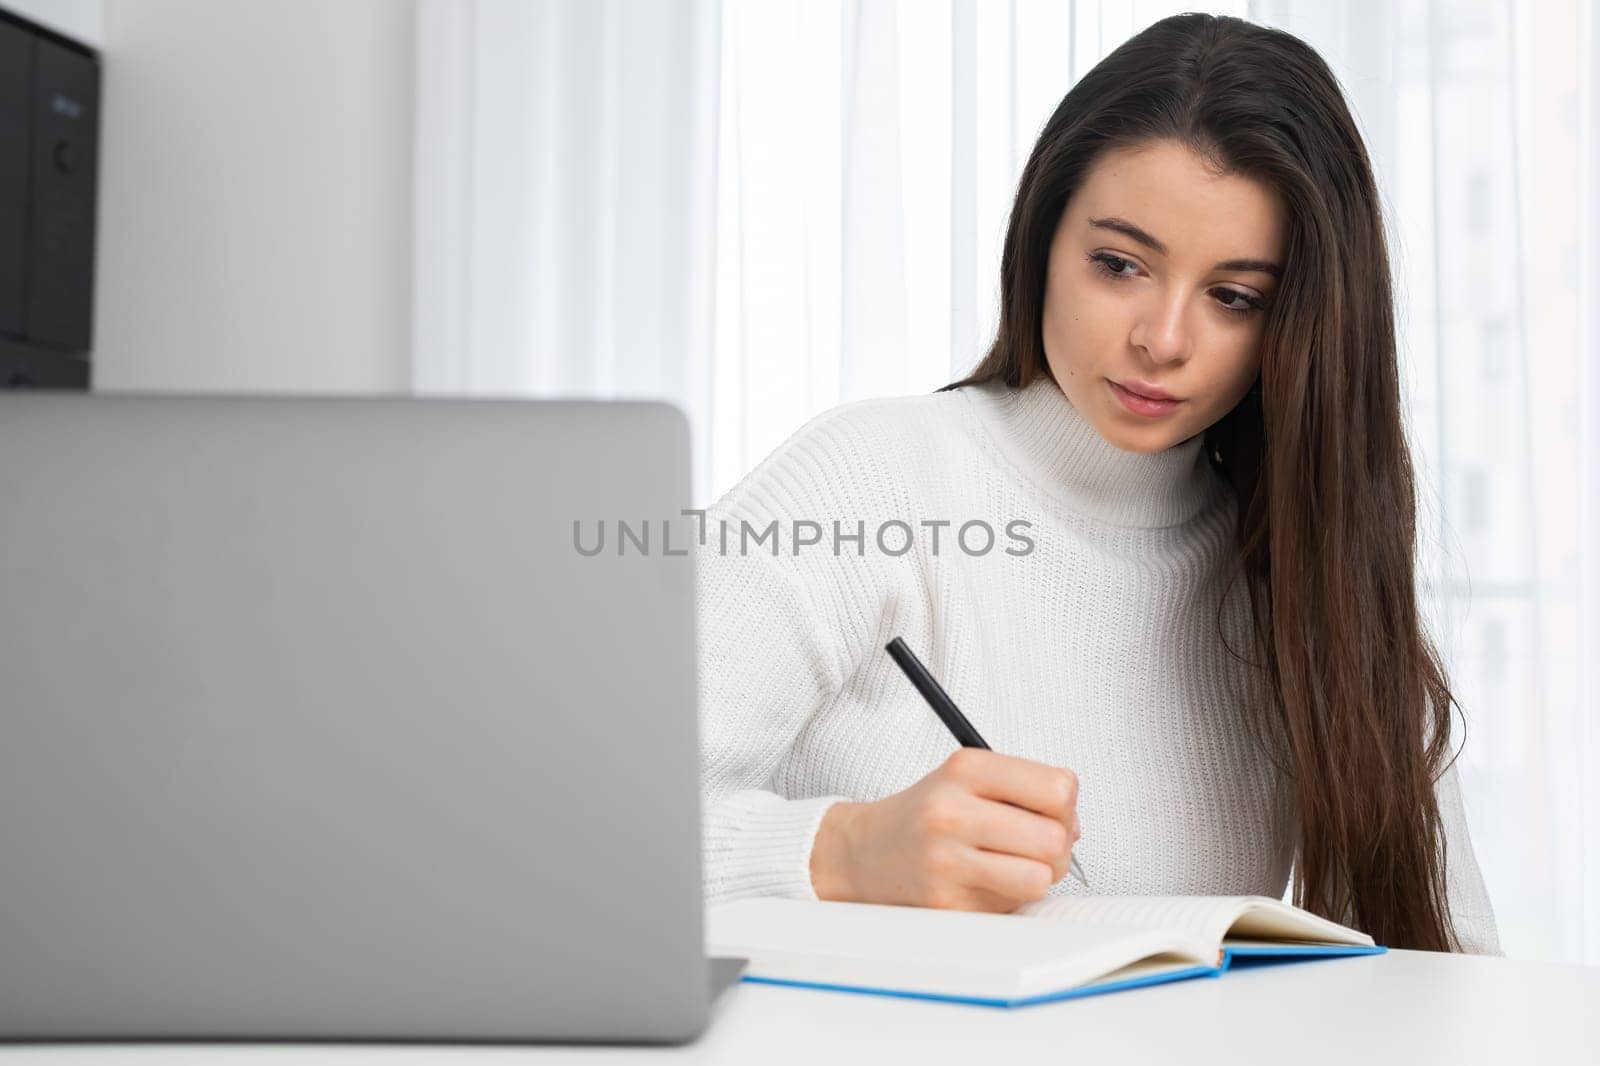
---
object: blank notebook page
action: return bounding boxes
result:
[1017,895,1371,946]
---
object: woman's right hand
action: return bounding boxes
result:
[809,747,1081,912]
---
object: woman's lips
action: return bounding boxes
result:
[1108,379,1183,417]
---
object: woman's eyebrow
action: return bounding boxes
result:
[1087,215,1283,279]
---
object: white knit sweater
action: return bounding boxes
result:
[694,375,1502,955]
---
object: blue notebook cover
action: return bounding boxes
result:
[738,941,1387,1009]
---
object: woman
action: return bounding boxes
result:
[696,12,1500,954]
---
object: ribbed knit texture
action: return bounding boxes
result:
[695,376,1502,955]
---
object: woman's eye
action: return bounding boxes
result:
[1211,288,1266,316]
[1087,252,1137,279]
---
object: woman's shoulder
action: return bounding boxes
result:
[711,387,978,518]
[786,386,976,454]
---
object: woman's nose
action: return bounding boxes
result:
[1129,297,1191,363]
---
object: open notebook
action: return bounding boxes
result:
[705,895,1385,1008]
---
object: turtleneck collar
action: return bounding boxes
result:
[960,374,1222,528]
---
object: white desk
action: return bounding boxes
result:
[3,950,1596,1065]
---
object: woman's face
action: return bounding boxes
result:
[1041,138,1287,453]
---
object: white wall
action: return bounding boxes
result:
[3,0,101,45]
[93,0,415,393]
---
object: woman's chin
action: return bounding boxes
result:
[1095,415,1186,454]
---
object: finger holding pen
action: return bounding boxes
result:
[884,636,1089,889]
[809,743,1085,910]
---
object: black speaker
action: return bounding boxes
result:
[0,6,99,390]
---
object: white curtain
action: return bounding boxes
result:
[413,0,1600,964]
[411,0,720,494]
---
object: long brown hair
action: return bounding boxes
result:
[944,13,1467,951]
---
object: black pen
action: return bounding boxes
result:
[885,635,1088,887]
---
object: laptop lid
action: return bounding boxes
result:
[0,392,713,1043]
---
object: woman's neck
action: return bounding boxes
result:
[961,375,1221,527]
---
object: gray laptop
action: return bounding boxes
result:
[0,392,743,1043]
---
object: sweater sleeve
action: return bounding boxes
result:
[696,527,854,905]
[1435,758,1503,955]
[690,399,910,906]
